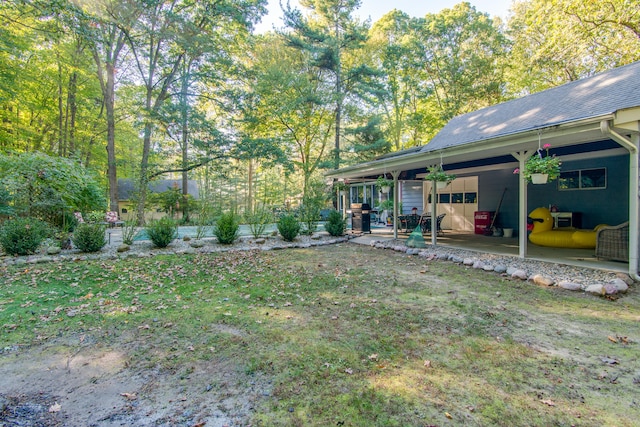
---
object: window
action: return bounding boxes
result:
[558,168,606,190]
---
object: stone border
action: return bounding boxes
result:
[370,239,634,298]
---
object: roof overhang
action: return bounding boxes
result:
[326,112,639,180]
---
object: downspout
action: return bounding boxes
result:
[601,120,640,281]
[431,181,437,246]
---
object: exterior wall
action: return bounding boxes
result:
[473,153,630,234]
[117,202,188,222]
[400,181,423,214]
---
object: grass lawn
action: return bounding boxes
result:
[1,243,639,426]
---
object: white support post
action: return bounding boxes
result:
[392,171,400,239]
[512,151,531,258]
[431,180,437,246]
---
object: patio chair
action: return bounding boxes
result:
[105,211,124,228]
[73,212,85,223]
[595,221,629,262]
[421,213,446,236]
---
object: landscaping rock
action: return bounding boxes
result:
[254,238,266,245]
[472,260,484,269]
[46,246,61,255]
[532,274,555,286]
[189,240,206,248]
[511,269,528,280]
[558,281,582,291]
[463,258,474,266]
[494,264,507,274]
[117,244,130,253]
[585,284,605,296]
[611,278,629,293]
[603,283,618,295]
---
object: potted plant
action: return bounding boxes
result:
[376,175,393,194]
[515,144,561,184]
[333,181,349,196]
[425,165,456,189]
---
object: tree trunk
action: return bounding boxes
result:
[105,62,118,213]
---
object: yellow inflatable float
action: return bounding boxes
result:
[528,207,603,249]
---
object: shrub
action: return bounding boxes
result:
[324,210,346,236]
[72,223,107,253]
[278,214,300,242]
[0,217,47,256]
[146,217,177,248]
[215,212,239,244]
[245,207,272,238]
[121,220,138,245]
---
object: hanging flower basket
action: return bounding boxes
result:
[515,144,561,184]
[530,173,548,184]
[425,165,456,186]
[376,176,393,194]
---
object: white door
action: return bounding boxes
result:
[423,176,478,231]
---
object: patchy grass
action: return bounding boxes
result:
[1,244,639,426]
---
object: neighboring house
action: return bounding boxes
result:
[117,179,200,221]
[328,61,640,278]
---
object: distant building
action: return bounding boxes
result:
[117,179,199,221]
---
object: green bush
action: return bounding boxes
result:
[146,217,177,248]
[215,212,239,244]
[0,217,47,256]
[121,220,138,245]
[245,207,272,238]
[72,223,107,253]
[324,210,346,236]
[277,214,300,242]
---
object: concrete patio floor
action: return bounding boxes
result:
[349,225,630,274]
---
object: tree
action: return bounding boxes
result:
[0,152,106,226]
[412,3,509,123]
[283,0,372,170]
[506,0,640,94]
[123,0,266,224]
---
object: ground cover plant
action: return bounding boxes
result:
[0,244,638,426]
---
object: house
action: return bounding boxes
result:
[117,178,200,221]
[328,61,640,279]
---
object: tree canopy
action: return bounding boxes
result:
[0,0,638,221]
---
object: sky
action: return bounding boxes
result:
[254,0,514,33]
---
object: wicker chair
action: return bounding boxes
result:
[595,222,629,262]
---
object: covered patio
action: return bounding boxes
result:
[329,62,640,279]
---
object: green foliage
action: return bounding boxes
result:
[85,211,105,223]
[425,165,456,183]
[215,212,239,244]
[146,218,177,248]
[72,223,107,253]
[0,188,13,216]
[0,217,48,256]
[244,206,273,239]
[324,210,346,236]
[0,153,106,227]
[121,220,138,246]
[519,145,562,182]
[277,214,300,242]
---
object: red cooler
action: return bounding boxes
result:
[474,211,495,234]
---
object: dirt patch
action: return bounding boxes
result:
[0,334,270,426]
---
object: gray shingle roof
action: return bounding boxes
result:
[423,61,640,152]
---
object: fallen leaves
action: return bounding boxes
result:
[120,392,137,400]
[540,399,556,407]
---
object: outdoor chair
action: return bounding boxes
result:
[74,212,84,223]
[421,213,446,236]
[595,221,629,262]
[399,214,420,232]
[105,211,124,228]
